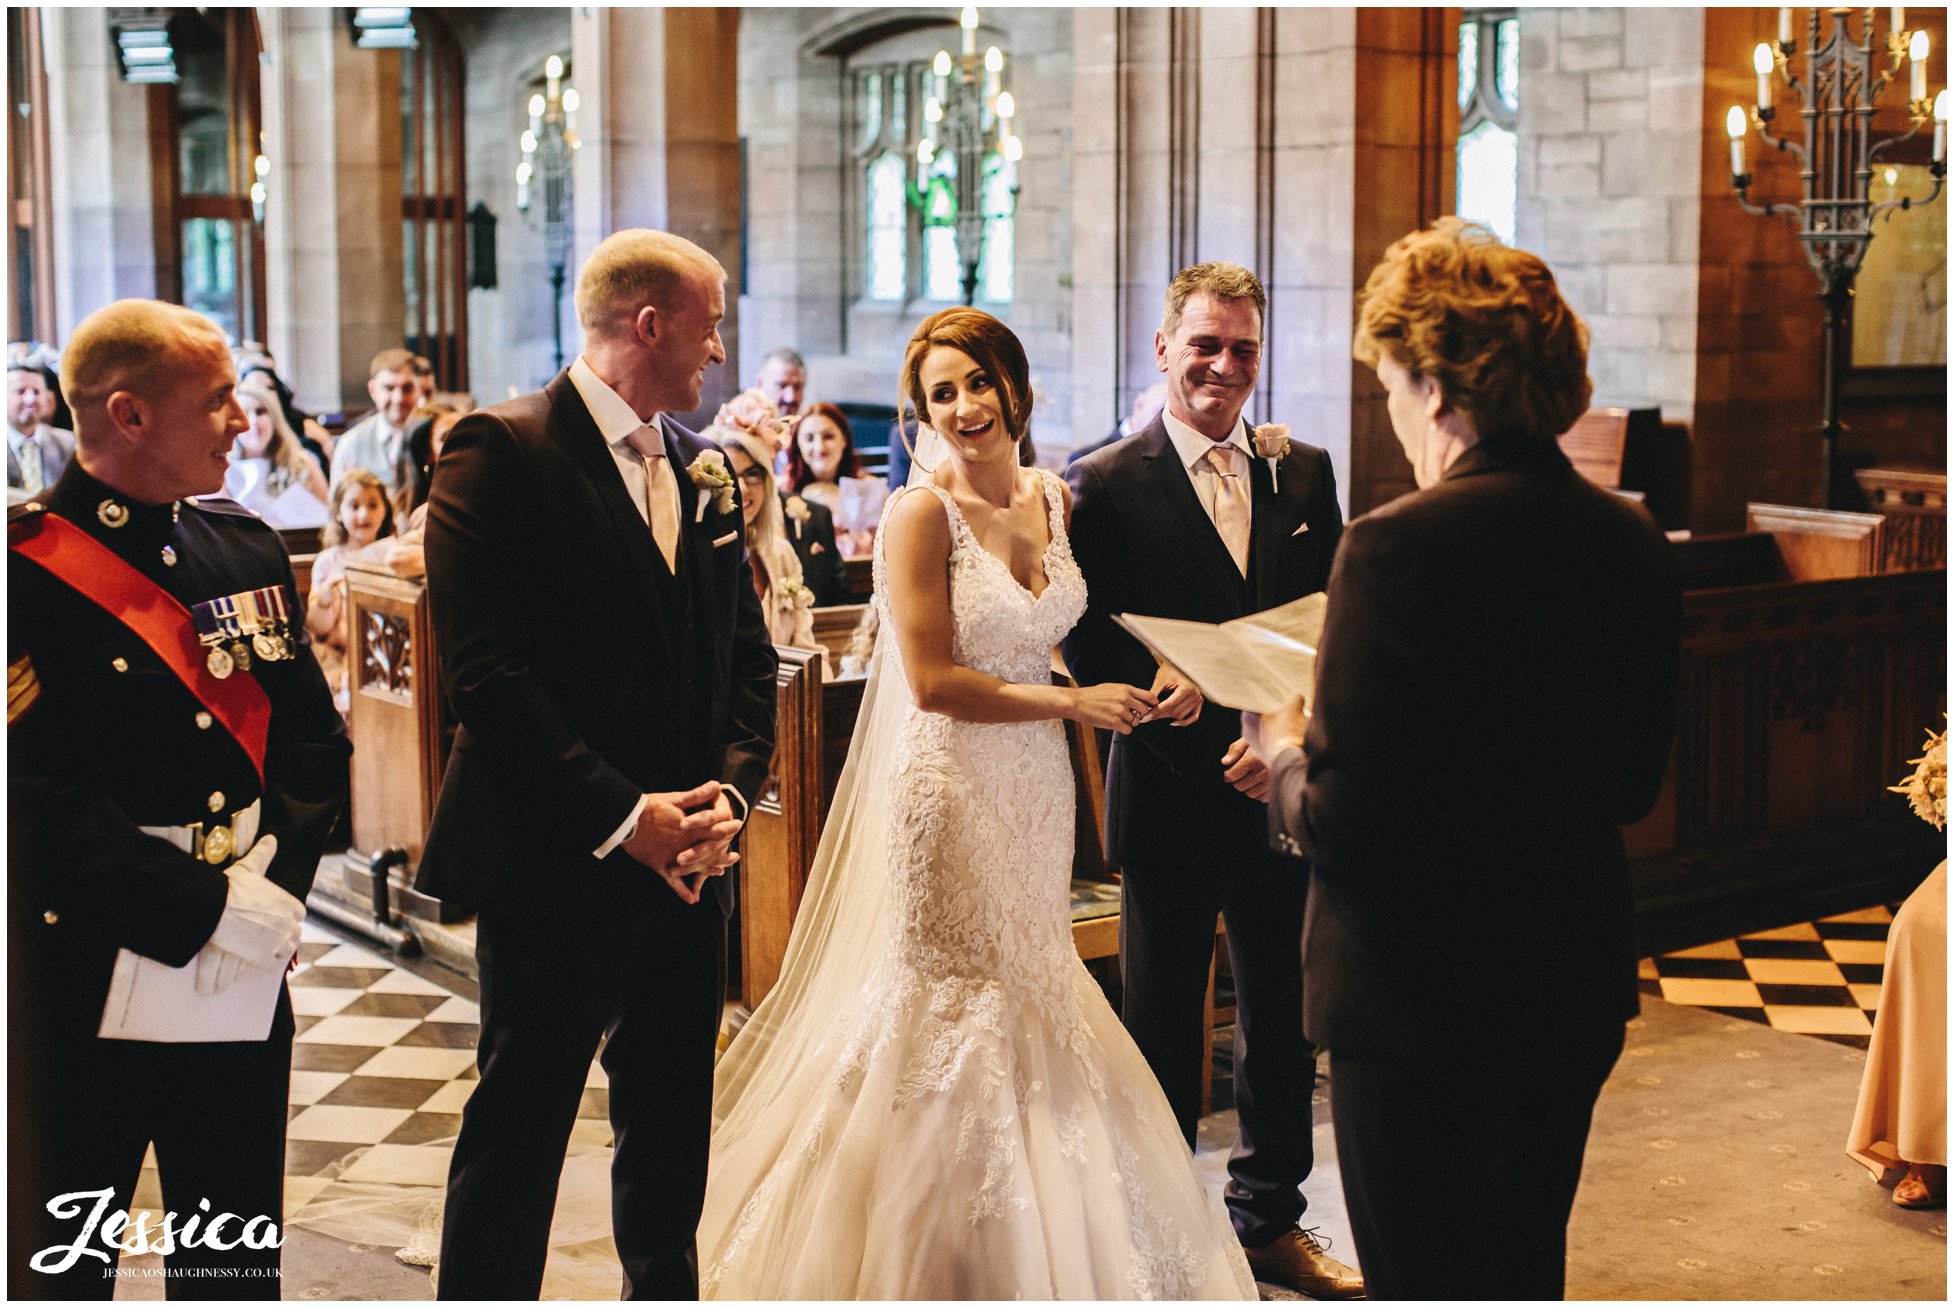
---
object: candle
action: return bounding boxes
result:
[1892,7,1906,39]
[1936,90,1949,161]
[1909,30,1929,102]
[546,54,563,102]
[1780,7,1794,46]
[1754,43,1775,110]
[528,93,544,136]
[961,6,978,56]
[1726,105,1748,176]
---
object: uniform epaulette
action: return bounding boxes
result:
[7,500,48,539]
[182,495,263,521]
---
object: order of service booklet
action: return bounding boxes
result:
[1112,593,1327,715]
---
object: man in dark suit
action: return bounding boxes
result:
[781,490,849,606]
[1253,220,1681,1299]
[420,229,777,1299]
[10,300,349,1296]
[1064,262,1359,1298]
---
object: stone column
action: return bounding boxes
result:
[41,6,158,339]
[258,7,405,415]
[571,7,743,419]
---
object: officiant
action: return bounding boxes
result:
[8,299,349,1297]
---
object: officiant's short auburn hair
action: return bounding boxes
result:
[899,308,1033,446]
[1353,219,1591,445]
[575,229,726,338]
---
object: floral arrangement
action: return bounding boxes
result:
[714,388,793,454]
[781,581,816,610]
[1251,423,1290,487]
[687,449,737,519]
[784,495,810,539]
[1889,719,1946,830]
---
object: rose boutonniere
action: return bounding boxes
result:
[784,495,810,540]
[687,449,737,520]
[1251,423,1290,489]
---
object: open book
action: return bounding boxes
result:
[1113,593,1326,715]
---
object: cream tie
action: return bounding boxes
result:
[624,424,681,570]
[17,433,41,496]
[1205,445,1249,575]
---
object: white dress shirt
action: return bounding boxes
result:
[1162,410,1255,531]
[567,355,746,859]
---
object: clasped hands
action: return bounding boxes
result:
[622,781,744,905]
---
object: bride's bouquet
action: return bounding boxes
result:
[1888,718,1946,830]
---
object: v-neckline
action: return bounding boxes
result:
[938,476,1058,603]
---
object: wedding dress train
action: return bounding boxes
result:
[698,470,1256,1299]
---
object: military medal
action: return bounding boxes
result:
[253,632,280,659]
[207,645,235,678]
[231,640,253,671]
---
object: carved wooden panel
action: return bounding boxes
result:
[359,611,415,702]
[1854,468,1948,572]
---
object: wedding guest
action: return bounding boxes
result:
[1067,381,1167,465]
[719,431,818,650]
[383,403,470,579]
[1251,219,1681,1299]
[233,373,329,502]
[786,402,882,556]
[780,488,849,606]
[753,347,807,417]
[1848,736,1945,1209]
[398,395,469,518]
[308,470,396,714]
[1065,261,1354,1298]
[328,348,432,496]
[10,340,72,431]
[236,352,333,468]
[7,362,76,498]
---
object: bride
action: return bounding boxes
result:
[698,308,1257,1299]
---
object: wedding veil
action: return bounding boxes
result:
[708,427,945,1142]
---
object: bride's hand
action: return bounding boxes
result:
[1070,683,1159,734]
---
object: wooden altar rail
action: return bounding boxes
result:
[1626,512,1946,951]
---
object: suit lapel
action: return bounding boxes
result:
[1248,450,1297,610]
[1137,417,1249,617]
[543,374,681,664]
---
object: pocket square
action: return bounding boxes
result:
[712,531,739,548]
[1291,522,1311,537]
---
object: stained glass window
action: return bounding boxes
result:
[1457,10,1519,246]
[978,152,1017,304]
[922,149,961,302]
[866,152,906,302]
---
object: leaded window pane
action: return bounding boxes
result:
[1457,21,1478,110]
[1495,19,1520,112]
[1457,119,1517,246]
[978,153,1015,304]
[866,152,906,302]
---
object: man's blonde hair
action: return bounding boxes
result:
[1161,262,1267,339]
[62,299,230,419]
[574,229,725,340]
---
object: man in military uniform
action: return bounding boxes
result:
[8,300,350,1298]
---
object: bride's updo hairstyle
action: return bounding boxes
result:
[1353,217,1591,446]
[897,307,1033,461]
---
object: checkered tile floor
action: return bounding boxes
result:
[1639,904,1898,1048]
[132,921,613,1223]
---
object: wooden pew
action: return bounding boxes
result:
[1559,407,1693,531]
[1854,468,1947,572]
[1626,527,1945,952]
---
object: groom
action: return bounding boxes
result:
[1064,262,1361,1298]
[419,229,777,1298]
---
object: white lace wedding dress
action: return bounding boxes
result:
[698,471,1256,1299]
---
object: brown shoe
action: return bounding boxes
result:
[1242,1227,1366,1299]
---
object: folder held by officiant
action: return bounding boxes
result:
[1112,593,1327,715]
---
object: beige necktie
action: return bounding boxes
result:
[1205,445,1249,575]
[17,433,41,496]
[624,424,681,570]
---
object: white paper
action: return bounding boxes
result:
[1112,593,1328,715]
[223,460,331,529]
[97,947,284,1043]
[834,475,889,534]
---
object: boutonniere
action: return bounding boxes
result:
[687,449,737,520]
[784,495,810,540]
[1251,423,1290,489]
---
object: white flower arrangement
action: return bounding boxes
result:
[1251,423,1290,488]
[784,495,810,540]
[781,580,816,610]
[688,449,737,520]
[1889,719,1947,831]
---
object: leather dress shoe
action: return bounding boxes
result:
[1242,1227,1366,1299]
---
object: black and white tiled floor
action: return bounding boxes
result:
[1639,904,1897,1048]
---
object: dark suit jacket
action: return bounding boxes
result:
[416,372,777,914]
[1268,438,1681,1057]
[783,494,849,607]
[1064,414,1343,867]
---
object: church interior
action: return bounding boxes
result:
[7,4,1947,1300]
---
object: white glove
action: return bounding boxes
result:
[192,836,303,995]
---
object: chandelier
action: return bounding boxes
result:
[517,55,580,373]
[914,6,1022,306]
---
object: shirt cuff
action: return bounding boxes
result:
[594,794,650,859]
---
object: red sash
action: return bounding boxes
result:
[10,512,270,781]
